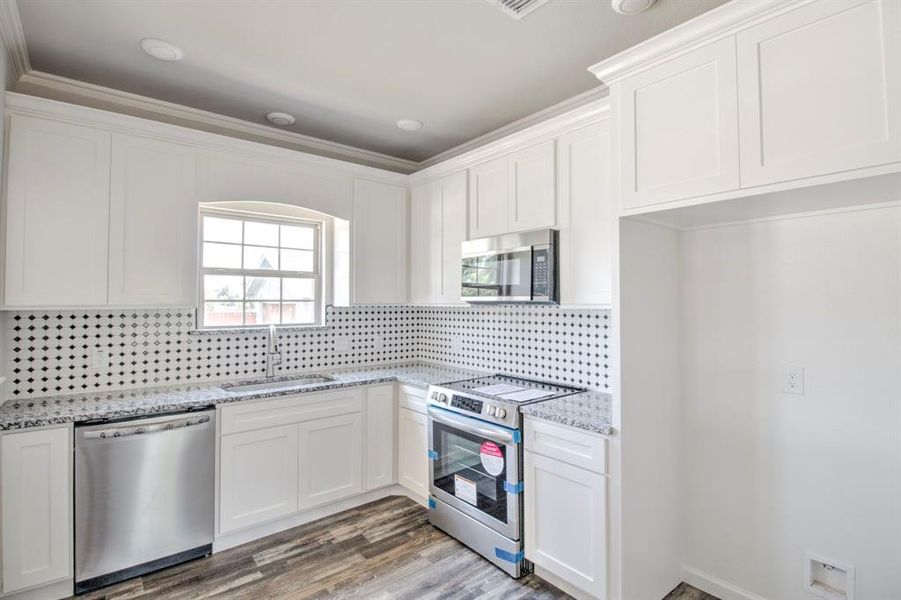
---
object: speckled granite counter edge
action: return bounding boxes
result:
[519,391,615,436]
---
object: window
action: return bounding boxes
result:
[200,211,321,328]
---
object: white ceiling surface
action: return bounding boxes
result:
[17,0,728,163]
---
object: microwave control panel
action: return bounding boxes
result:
[532,246,551,300]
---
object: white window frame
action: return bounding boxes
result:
[198,207,324,329]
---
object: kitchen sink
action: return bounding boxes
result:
[222,374,335,393]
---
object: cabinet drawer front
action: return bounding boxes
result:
[524,418,607,474]
[220,388,364,435]
[398,384,428,414]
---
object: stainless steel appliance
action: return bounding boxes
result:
[74,410,215,594]
[461,228,558,304]
[426,375,581,577]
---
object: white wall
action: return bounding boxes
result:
[680,203,901,599]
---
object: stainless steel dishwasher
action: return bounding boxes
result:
[74,410,215,595]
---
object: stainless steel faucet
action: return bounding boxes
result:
[265,324,281,378]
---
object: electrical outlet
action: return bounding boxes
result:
[91,348,109,370]
[372,335,383,350]
[781,365,805,395]
[334,336,350,352]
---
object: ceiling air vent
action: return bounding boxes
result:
[487,0,551,20]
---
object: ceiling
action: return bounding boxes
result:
[17,0,728,163]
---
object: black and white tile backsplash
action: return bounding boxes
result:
[6,305,609,398]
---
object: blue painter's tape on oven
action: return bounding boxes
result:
[504,481,524,494]
[428,450,438,460]
[495,548,525,563]
[513,429,521,443]
[428,497,436,510]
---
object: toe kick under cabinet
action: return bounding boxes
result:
[217,384,396,536]
[524,418,608,600]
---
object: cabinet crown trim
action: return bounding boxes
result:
[588,0,811,84]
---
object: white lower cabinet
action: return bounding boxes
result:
[0,426,73,594]
[524,420,608,600]
[219,424,300,534]
[365,384,396,490]
[299,413,363,509]
[397,400,429,501]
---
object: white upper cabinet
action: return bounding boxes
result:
[508,140,556,232]
[4,116,111,306]
[109,134,197,306]
[352,179,408,304]
[196,151,285,204]
[468,156,509,238]
[557,121,614,307]
[616,37,740,210]
[468,141,556,238]
[736,0,901,186]
[410,172,467,304]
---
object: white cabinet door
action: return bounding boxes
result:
[439,171,468,303]
[617,37,740,209]
[4,116,111,306]
[219,424,299,534]
[737,0,901,187]
[365,384,396,490]
[525,451,607,599]
[508,140,556,232]
[108,134,197,306]
[299,413,363,509]
[557,121,614,307]
[352,179,408,304]
[397,406,429,500]
[195,151,285,204]
[1,426,72,593]
[468,156,509,238]
[410,181,442,303]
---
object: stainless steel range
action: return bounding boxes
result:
[426,375,582,577]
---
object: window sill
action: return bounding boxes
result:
[189,325,332,336]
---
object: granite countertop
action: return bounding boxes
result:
[0,362,483,431]
[519,390,614,435]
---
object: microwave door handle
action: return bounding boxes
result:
[428,408,515,445]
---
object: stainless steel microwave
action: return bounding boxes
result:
[461,228,558,304]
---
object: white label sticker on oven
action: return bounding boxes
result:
[480,441,505,477]
[454,474,478,506]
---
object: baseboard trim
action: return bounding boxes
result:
[682,565,768,600]
[213,485,408,552]
[534,566,598,600]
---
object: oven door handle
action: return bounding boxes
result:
[428,407,517,445]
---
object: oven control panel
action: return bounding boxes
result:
[427,387,517,427]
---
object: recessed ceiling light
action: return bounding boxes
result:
[611,0,656,15]
[266,112,296,126]
[140,38,184,61]
[396,119,423,132]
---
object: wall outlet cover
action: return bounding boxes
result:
[804,552,854,600]
[781,365,805,395]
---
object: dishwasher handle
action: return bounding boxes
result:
[82,414,212,440]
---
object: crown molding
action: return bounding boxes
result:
[588,0,812,84]
[409,95,610,186]
[0,0,30,80]
[418,85,609,169]
[15,70,421,174]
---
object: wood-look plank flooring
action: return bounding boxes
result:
[75,495,719,600]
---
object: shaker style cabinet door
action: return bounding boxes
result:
[468,156,510,238]
[365,384,396,490]
[397,406,429,500]
[439,171,468,303]
[108,134,197,306]
[616,37,740,209]
[556,121,614,307]
[1,426,72,593]
[352,179,408,304]
[4,116,111,306]
[298,413,363,509]
[218,425,299,534]
[508,140,556,233]
[410,181,443,303]
[736,0,901,187]
[524,451,608,600]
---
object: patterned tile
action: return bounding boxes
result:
[7,305,610,399]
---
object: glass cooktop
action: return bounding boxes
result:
[441,375,582,404]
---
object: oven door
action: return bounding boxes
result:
[427,406,521,540]
[461,247,532,302]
